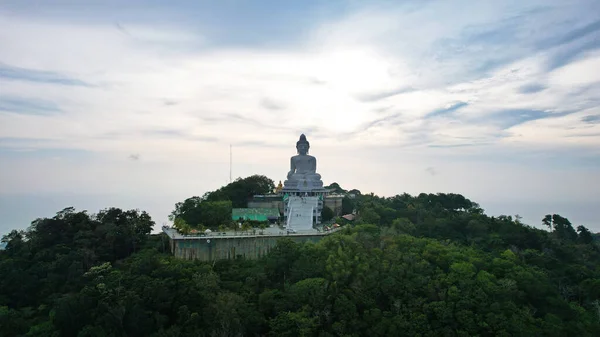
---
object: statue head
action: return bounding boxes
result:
[296,134,310,155]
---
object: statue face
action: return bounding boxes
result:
[297,143,309,155]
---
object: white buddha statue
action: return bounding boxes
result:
[284,134,323,189]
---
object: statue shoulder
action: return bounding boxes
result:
[292,155,315,161]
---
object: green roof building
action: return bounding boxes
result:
[232,208,280,222]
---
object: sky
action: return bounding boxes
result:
[1,0,599,235]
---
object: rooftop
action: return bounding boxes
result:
[251,194,282,198]
[232,208,280,217]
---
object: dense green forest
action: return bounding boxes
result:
[1,177,600,336]
[169,175,275,232]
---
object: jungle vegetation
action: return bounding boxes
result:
[1,177,599,336]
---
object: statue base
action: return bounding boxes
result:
[281,186,329,229]
[283,178,323,191]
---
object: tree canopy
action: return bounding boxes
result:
[321,205,334,222]
[169,174,274,229]
[170,198,232,229]
[204,174,275,208]
[1,183,600,336]
[324,182,346,194]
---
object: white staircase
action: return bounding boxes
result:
[286,196,318,231]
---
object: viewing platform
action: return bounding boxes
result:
[161,225,343,261]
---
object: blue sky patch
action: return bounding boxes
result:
[482,109,558,129]
[0,96,62,115]
[545,37,600,71]
[428,142,491,148]
[537,19,600,50]
[0,147,92,160]
[426,102,468,118]
[582,115,600,124]
[0,64,89,86]
[519,83,547,94]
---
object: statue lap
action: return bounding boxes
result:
[284,155,323,188]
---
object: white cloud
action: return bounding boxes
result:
[2,5,599,150]
[548,50,600,87]
[504,107,600,148]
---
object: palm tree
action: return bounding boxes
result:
[241,222,251,234]
[173,218,191,235]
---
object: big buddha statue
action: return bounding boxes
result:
[283,134,323,190]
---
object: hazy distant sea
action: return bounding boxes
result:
[0,194,177,237]
[0,194,598,237]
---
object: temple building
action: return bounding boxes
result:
[247,193,343,219]
[232,208,279,223]
[274,181,283,194]
[246,134,342,228]
[162,133,344,261]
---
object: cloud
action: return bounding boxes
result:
[581,114,600,124]
[163,100,179,106]
[308,77,327,85]
[143,129,186,138]
[128,153,140,161]
[547,51,600,87]
[0,96,62,115]
[2,4,598,154]
[260,97,285,111]
[136,129,218,143]
[0,137,51,145]
[425,167,437,176]
[0,147,92,161]
[503,108,600,148]
[233,141,288,149]
[0,63,90,86]
[354,87,415,102]
[3,3,597,152]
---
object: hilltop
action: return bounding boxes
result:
[1,179,599,336]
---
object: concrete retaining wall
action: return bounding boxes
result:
[170,234,326,261]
